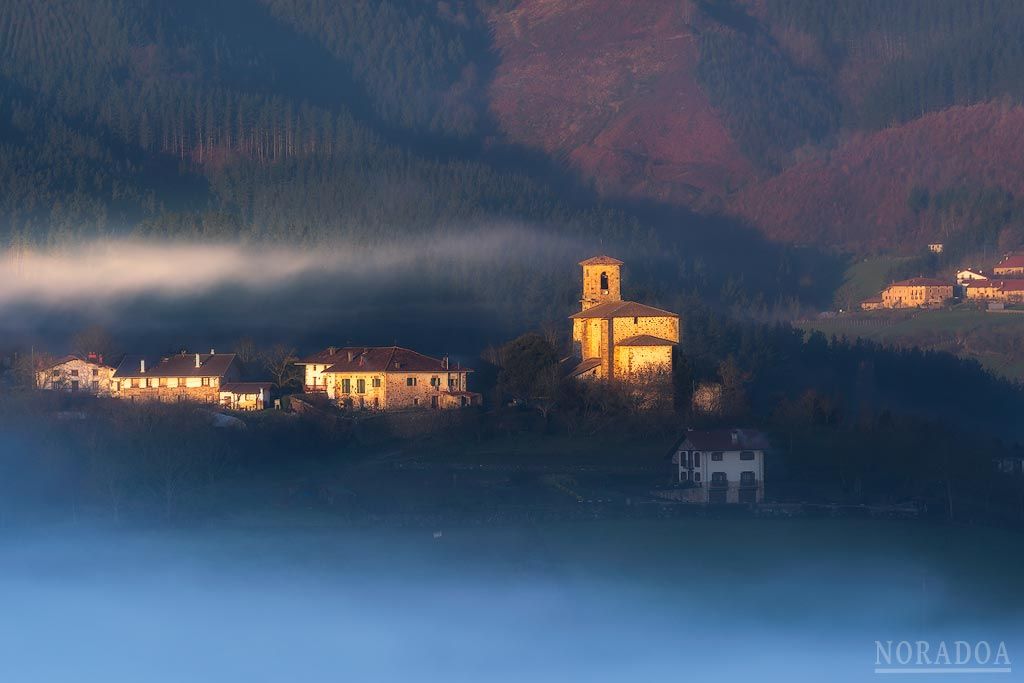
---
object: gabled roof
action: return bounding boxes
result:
[570,300,678,319]
[579,255,623,266]
[40,354,116,371]
[113,353,237,379]
[310,346,471,374]
[670,428,772,455]
[616,334,675,347]
[220,382,272,394]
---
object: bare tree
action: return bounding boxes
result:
[262,344,301,390]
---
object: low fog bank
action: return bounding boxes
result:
[0,227,587,356]
[0,520,1021,682]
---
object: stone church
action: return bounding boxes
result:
[568,255,679,381]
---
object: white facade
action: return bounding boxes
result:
[670,429,768,504]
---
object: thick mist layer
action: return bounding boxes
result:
[0,521,1020,683]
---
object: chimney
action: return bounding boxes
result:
[140,359,145,374]
[195,353,201,368]
[731,430,739,445]
[328,346,336,356]
[347,351,354,362]
[443,355,449,370]
[210,348,215,355]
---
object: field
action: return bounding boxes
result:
[798,307,1024,379]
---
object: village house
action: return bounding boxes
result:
[111,351,241,404]
[862,277,953,309]
[37,353,116,396]
[219,382,273,411]
[964,279,1024,303]
[993,252,1024,276]
[669,428,770,504]
[296,346,480,411]
[567,256,679,382]
[859,295,884,311]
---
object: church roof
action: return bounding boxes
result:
[579,255,623,266]
[616,334,676,347]
[570,300,678,319]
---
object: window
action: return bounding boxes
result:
[341,379,351,393]
[679,451,689,468]
[711,451,723,461]
[407,377,417,387]
[711,472,727,485]
[372,377,381,388]
[740,471,756,487]
[159,377,168,388]
[600,272,609,292]
[693,472,701,483]
[70,369,79,377]
[92,368,99,377]
[201,377,210,387]
[448,377,457,388]
[356,379,365,394]
[413,398,419,406]
[52,370,60,377]
[680,470,689,482]
[693,452,701,467]
[145,378,153,388]
[430,376,440,387]
[633,317,638,325]
[131,379,140,388]
[740,450,755,460]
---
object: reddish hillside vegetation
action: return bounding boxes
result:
[489,0,756,208]
[728,103,1024,251]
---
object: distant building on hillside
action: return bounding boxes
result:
[669,428,769,504]
[879,277,953,308]
[111,351,241,404]
[964,279,1024,303]
[567,256,679,383]
[994,252,1024,276]
[295,346,480,411]
[928,243,944,254]
[37,353,116,395]
[859,295,884,311]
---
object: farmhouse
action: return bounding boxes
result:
[568,256,679,382]
[879,277,953,308]
[993,252,1024,276]
[111,351,241,404]
[669,429,769,504]
[297,346,479,411]
[956,269,988,284]
[37,353,116,395]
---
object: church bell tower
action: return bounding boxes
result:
[579,255,623,310]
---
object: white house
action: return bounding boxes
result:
[219,382,272,411]
[37,353,117,396]
[669,428,769,504]
[956,269,989,285]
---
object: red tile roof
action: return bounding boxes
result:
[995,252,1024,270]
[113,353,237,379]
[570,300,678,319]
[304,346,471,374]
[579,255,623,266]
[616,334,676,347]
[889,277,951,287]
[40,354,116,371]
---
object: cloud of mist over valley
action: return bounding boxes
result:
[0,227,588,356]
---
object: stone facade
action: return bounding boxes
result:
[297,347,480,411]
[879,278,953,308]
[111,352,240,404]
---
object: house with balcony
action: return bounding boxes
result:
[668,428,770,504]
